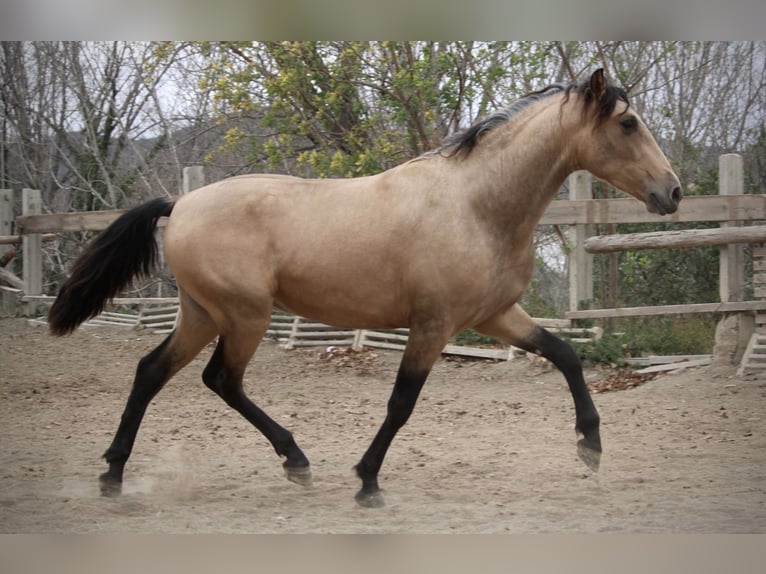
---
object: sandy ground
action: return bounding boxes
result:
[1,317,764,533]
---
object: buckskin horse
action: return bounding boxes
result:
[49,69,682,507]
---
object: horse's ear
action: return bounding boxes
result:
[590,68,607,101]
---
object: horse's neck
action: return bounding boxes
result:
[461,101,578,240]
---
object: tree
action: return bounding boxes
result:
[197,41,562,177]
[1,42,190,211]
[0,41,199,295]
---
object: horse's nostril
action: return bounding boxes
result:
[671,186,683,204]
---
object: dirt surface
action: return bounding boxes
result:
[1,317,764,533]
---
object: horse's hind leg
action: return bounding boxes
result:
[100,294,218,495]
[476,304,601,470]
[201,321,311,486]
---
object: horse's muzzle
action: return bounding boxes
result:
[648,185,682,215]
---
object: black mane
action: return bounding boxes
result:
[433,75,629,159]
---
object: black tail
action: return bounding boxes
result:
[48,197,175,336]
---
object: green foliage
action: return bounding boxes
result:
[603,239,719,307]
[590,157,722,310]
[619,316,716,356]
[452,329,501,347]
[520,280,561,319]
[566,315,716,367]
[200,41,559,178]
[567,333,628,367]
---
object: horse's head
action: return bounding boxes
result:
[572,69,682,215]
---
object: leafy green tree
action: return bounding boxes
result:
[198,41,558,177]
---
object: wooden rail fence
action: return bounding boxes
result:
[3,157,766,369]
[28,304,602,362]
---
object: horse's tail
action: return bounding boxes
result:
[48,197,175,336]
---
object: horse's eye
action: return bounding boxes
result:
[620,116,638,133]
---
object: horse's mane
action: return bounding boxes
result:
[430,75,629,159]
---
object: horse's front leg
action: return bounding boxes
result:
[354,323,450,508]
[476,303,601,470]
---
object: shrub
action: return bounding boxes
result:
[619,315,716,356]
[566,315,716,367]
[567,332,628,367]
[452,329,501,347]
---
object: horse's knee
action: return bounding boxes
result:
[386,394,414,429]
[550,339,582,377]
[386,367,428,427]
[529,328,582,374]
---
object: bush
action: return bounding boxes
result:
[618,315,716,356]
[566,315,716,367]
[452,329,501,347]
[567,333,628,367]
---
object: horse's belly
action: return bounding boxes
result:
[274,288,407,330]
[271,255,407,328]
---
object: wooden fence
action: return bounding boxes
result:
[3,158,766,367]
[564,155,766,316]
[25,305,601,362]
[566,155,766,374]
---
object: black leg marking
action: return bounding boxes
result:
[100,335,175,495]
[202,338,311,485]
[524,327,602,469]
[354,363,430,507]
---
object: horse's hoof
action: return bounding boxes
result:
[355,489,386,508]
[99,473,122,497]
[577,438,602,471]
[284,464,312,487]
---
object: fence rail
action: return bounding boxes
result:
[566,300,766,320]
[11,194,766,236]
[583,225,766,254]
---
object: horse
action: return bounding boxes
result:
[48,69,682,508]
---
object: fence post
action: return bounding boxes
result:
[22,188,42,316]
[714,153,753,365]
[183,166,205,195]
[568,170,594,312]
[0,189,12,237]
[719,154,744,303]
[1,189,14,314]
